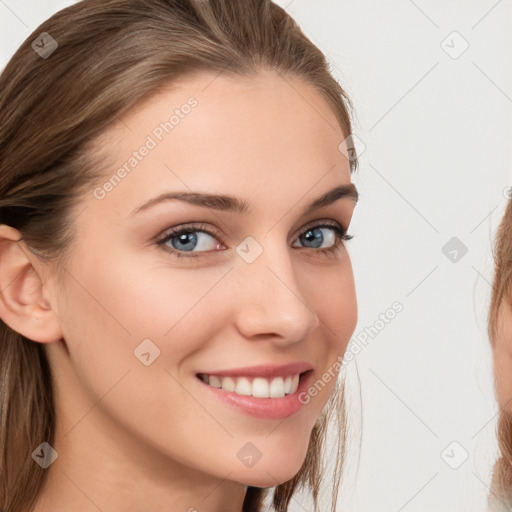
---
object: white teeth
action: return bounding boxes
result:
[221,376,236,392]
[235,377,252,396]
[290,374,299,394]
[252,378,269,398]
[209,375,222,388]
[200,373,302,398]
[269,377,284,398]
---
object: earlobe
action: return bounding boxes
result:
[0,224,63,343]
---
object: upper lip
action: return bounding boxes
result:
[197,362,313,379]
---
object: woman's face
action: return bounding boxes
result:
[44,69,358,490]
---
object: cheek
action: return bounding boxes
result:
[492,304,512,411]
[297,258,357,404]
[62,245,220,339]
[55,253,237,464]
[307,256,358,347]
[57,248,242,425]
[493,347,512,410]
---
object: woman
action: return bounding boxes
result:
[0,1,360,511]
[488,198,512,511]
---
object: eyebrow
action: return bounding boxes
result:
[129,183,359,217]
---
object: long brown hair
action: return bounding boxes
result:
[0,1,358,511]
[488,197,512,509]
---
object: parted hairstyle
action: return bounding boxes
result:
[0,1,358,511]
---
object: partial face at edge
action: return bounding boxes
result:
[492,299,512,410]
[45,69,358,487]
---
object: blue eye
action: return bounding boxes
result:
[293,224,353,257]
[156,221,353,259]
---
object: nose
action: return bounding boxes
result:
[232,238,320,346]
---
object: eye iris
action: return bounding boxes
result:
[173,232,197,251]
[303,228,323,248]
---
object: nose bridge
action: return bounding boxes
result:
[232,233,320,342]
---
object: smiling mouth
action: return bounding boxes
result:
[195,370,312,399]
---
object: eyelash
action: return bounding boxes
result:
[155,221,353,260]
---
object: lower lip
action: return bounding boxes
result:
[196,371,314,420]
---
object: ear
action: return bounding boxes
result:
[0,224,63,343]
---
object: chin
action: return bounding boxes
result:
[238,470,299,488]
[234,455,307,488]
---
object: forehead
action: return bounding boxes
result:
[83,69,351,220]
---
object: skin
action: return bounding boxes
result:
[492,300,512,411]
[0,69,357,511]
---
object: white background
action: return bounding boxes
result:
[1,1,511,511]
